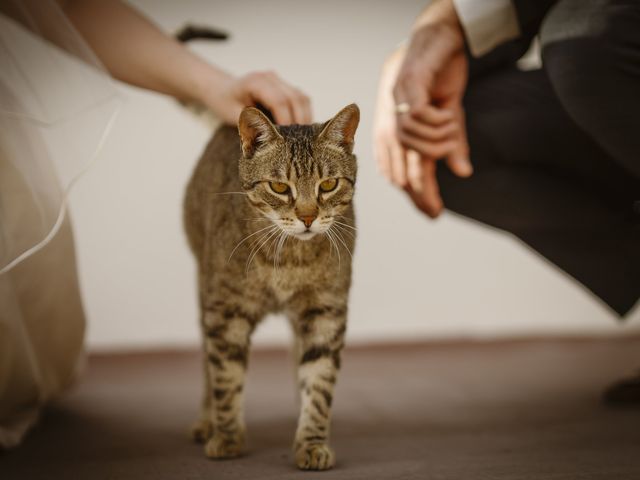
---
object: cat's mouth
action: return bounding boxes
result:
[294,230,317,241]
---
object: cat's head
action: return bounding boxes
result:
[237,104,359,241]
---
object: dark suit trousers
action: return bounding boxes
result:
[437,0,640,315]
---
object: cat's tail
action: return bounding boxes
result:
[175,24,230,129]
[174,25,277,127]
[175,25,229,43]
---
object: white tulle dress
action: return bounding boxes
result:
[0,0,121,447]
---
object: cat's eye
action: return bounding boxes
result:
[319,178,338,193]
[269,182,290,194]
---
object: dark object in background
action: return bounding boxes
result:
[175,25,276,123]
[176,24,228,42]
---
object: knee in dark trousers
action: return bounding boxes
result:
[540,0,640,179]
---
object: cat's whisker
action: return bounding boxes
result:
[228,224,278,262]
[273,230,287,277]
[268,230,283,262]
[268,230,286,277]
[205,191,248,196]
[325,229,341,270]
[248,228,277,265]
[333,220,357,231]
[330,226,353,260]
[272,231,281,268]
[277,233,289,273]
[227,225,277,262]
[273,231,287,275]
[333,223,356,240]
[266,236,279,262]
[334,229,355,243]
[245,226,280,274]
[244,229,275,265]
[243,228,277,271]
[271,232,279,273]
[243,217,269,223]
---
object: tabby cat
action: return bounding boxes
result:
[183,103,360,470]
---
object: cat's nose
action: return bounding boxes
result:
[298,215,317,228]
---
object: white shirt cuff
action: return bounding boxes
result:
[452,0,521,57]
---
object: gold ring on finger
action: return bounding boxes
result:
[395,102,410,114]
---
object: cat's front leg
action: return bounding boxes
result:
[292,303,347,470]
[200,306,255,459]
[190,355,213,443]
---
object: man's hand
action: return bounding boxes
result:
[374,0,471,218]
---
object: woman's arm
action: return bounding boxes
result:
[57,0,311,125]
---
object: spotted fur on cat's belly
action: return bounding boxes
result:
[184,104,359,471]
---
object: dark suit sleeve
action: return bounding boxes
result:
[512,0,558,39]
[467,0,558,79]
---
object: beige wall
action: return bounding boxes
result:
[68,0,640,351]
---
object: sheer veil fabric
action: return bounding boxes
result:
[0,0,121,447]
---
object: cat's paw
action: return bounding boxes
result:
[295,443,335,470]
[190,419,213,444]
[204,432,246,459]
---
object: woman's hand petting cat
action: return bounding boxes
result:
[374,0,473,218]
[59,0,311,127]
[203,70,312,126]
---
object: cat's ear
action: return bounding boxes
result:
[318,103,360,154]
[238,107,282,158]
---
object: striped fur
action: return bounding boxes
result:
[184,104,359,470]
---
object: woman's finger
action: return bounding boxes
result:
[393,65,428,114]
[249,73,294,125]
[375,137,392,180]
[388,136,408,188]
[295,88,313,124]
[406,149,423,194]
[267,73,311,124]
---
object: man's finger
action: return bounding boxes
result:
[444,105,472,177]
[405,184,438,218]
[397,131,458,159]
[408,104,455,125]
[400,115,458,141]
[405,186,427,213]
[421,159,444,218]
